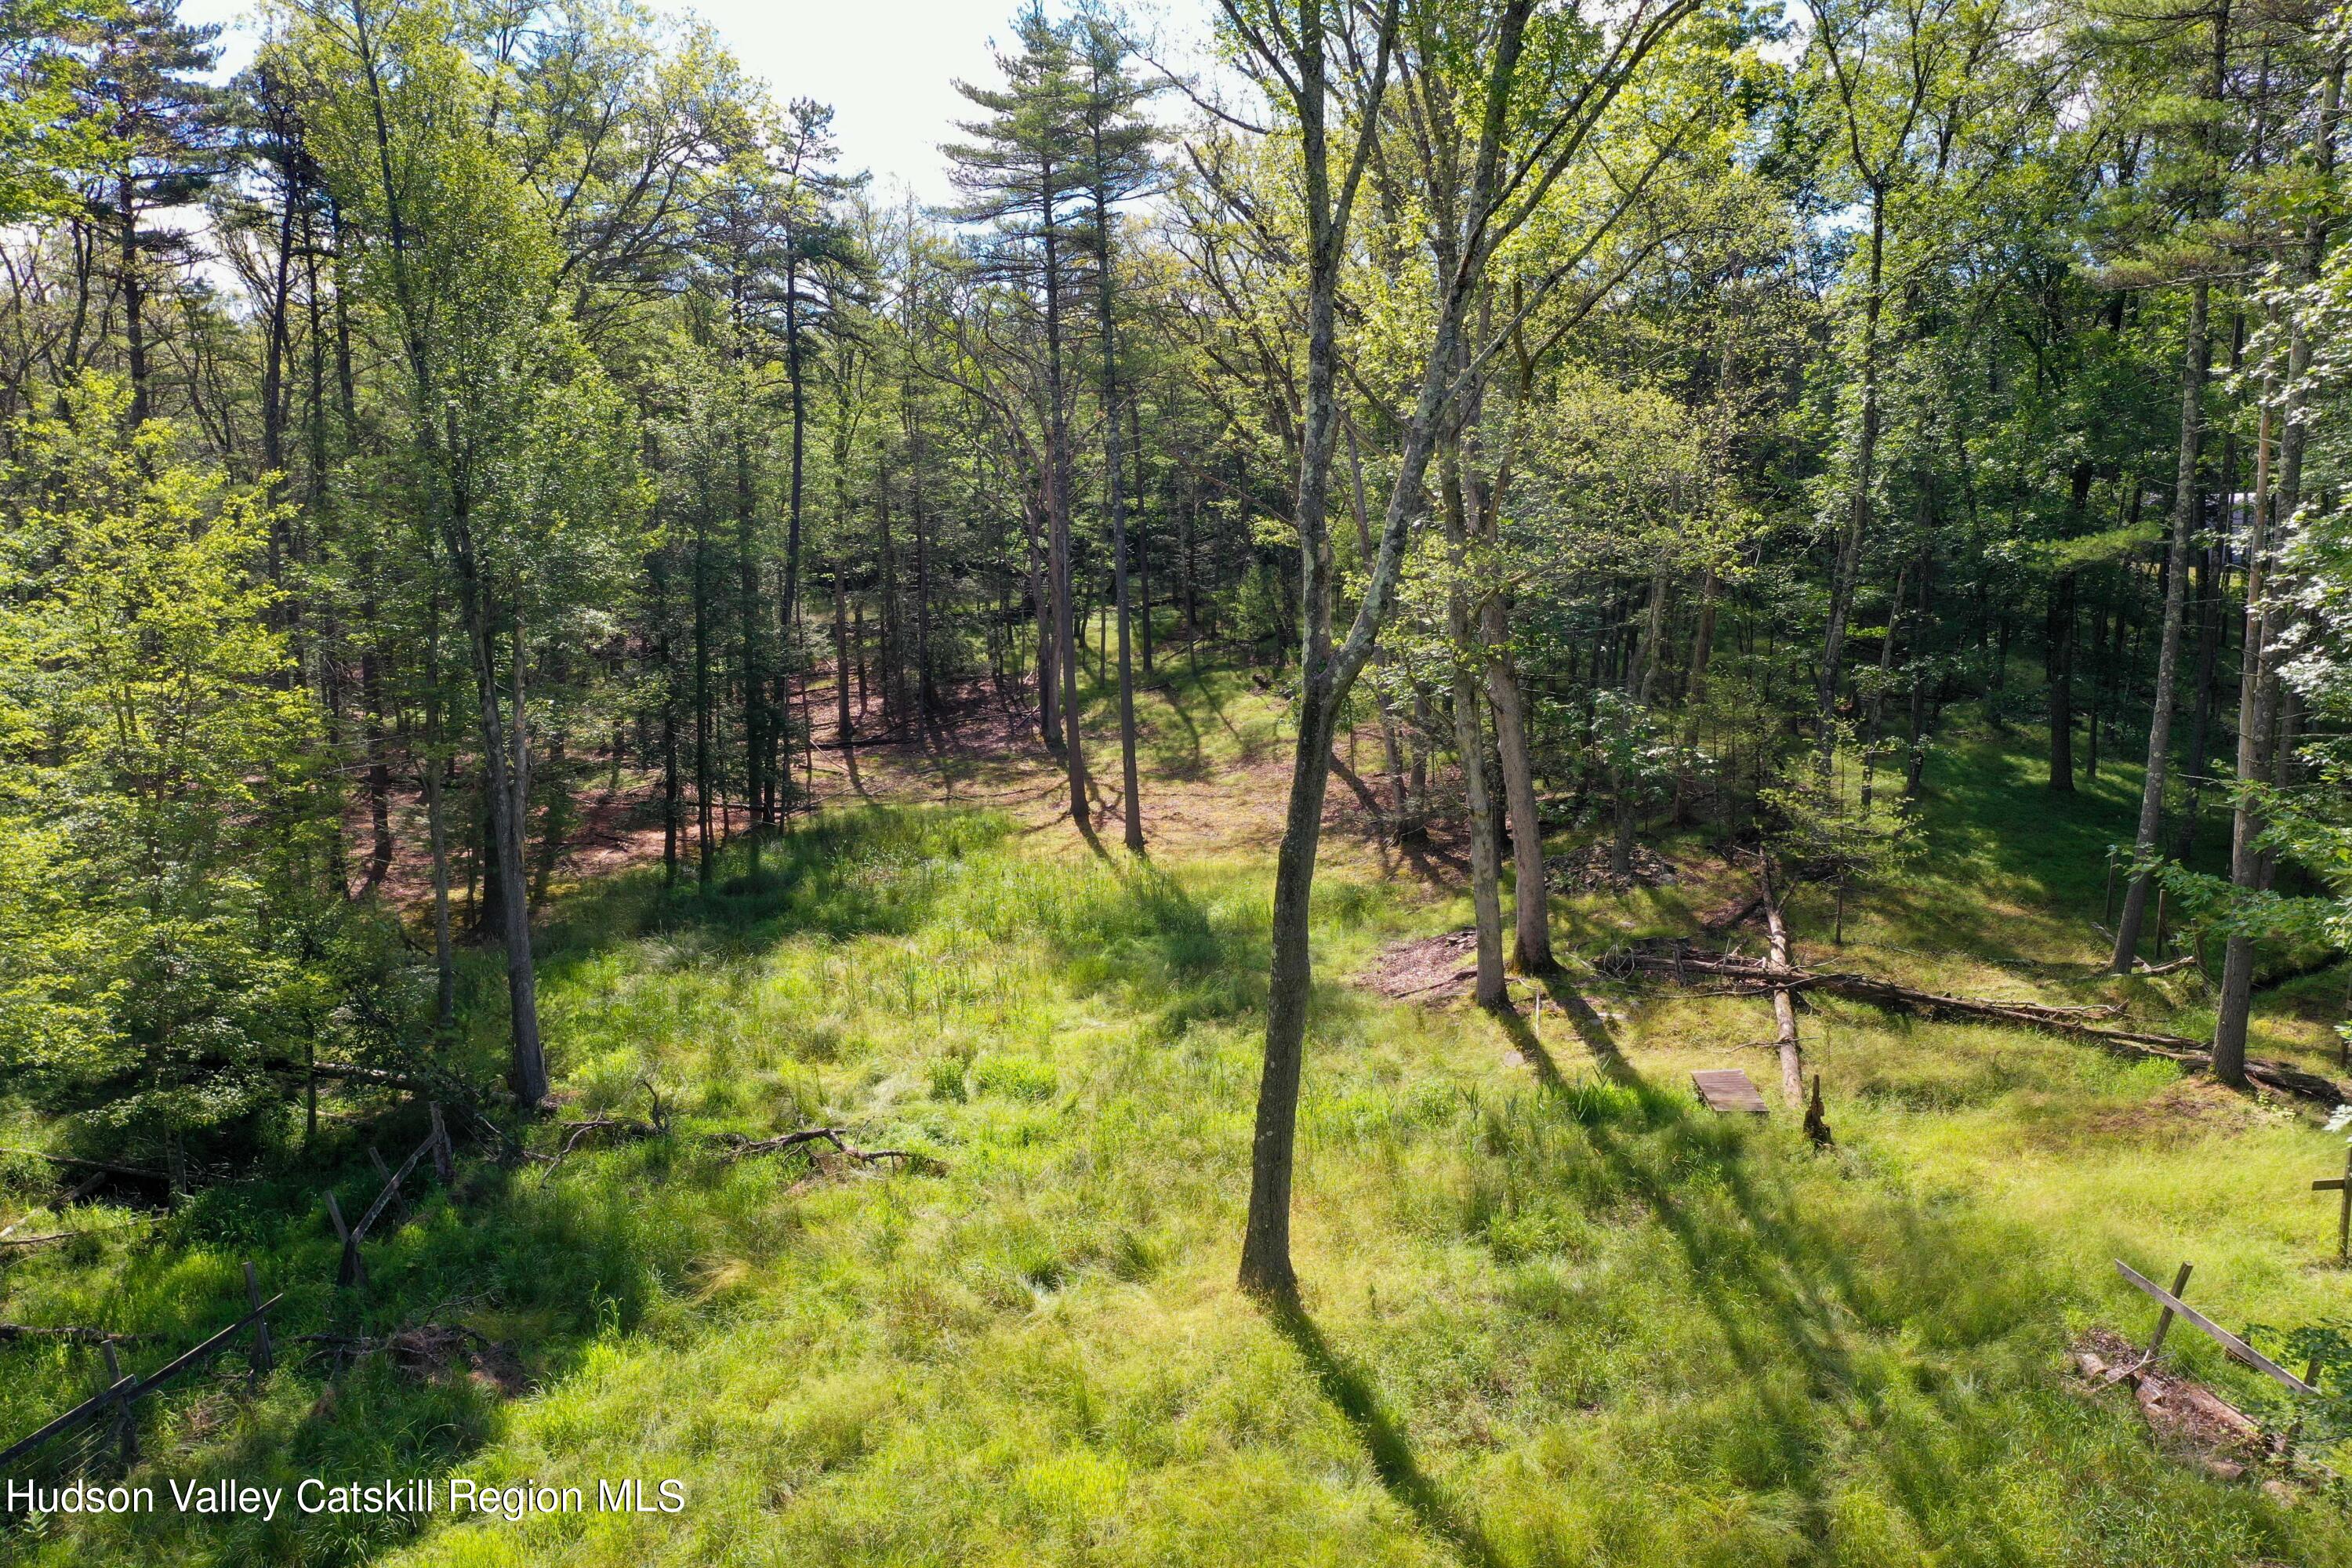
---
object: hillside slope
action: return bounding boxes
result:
[4,668,2350,1568]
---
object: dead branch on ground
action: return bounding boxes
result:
[1607,939,2350,1105]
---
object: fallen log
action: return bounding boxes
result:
[533,1119,932,1180]
[0,1323,144,1345]
[0,1149,165,1183]
[0,1220,154,1250]
[0,1171,107,1243]
[1610,941,2352,1106]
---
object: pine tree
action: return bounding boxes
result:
[943,5,1094,833]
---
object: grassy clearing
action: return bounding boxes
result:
[4,683,2351,1567]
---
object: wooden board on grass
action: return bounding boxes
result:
[1693,1069,1768,1115]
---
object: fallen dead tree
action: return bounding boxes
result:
[713,1127,921,1167]
[0,1219,156,1251]
[1606,939,2351,1105]
[1762,875,1804,1106]
[534,1112,932,1180]
[538,1115,664,1181]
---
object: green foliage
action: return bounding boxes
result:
[0,377,408,1149]
[0,0,123,221]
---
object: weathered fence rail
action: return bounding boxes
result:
[0,1277,281,1473]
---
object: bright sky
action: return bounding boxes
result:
[181,0,1220,209]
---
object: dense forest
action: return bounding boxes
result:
[4,0,2352,1562]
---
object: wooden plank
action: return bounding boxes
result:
[2315,1178,2347,1192]
[118,1296,281,1405]
[428,1104,456,1187]
[324,1190,365,1288]
[0,1148,165,1182]
[352,1134,432,1243]
[2114,1261,2318,1396]
[1692,1069,1768,1115]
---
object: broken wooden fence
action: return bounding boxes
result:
[0,1269,281,1475]
[325,1109,456,1290]
[2115,1260,2317,1396]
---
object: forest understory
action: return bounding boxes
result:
[5,648,2352,1568]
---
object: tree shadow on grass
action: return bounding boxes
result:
[0,1122,779,1563]
[1537,979,2056,1561]
[1265,1296,1509,1568]
[1142,681,1210,782]
[531,806,1017,979]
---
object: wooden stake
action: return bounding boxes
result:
[2147,1261,2194,1359]
[100,1341,135,1464]
[2314,1145,2352,1262]
[2284,1357,2323,1461]
[1803,1073,1834,1148]
[428,1103,456,1187]
[366,1147,411,1229]
[324,1191,365,1290]
[243,1261,272,1375]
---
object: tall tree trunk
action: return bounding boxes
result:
[2111,41,2228,967]
[735,325,764,870]
[2175,535,2222,861]
[1133,399,1154,678]
[1243,0,1546,1299]
[2049,571,2076,793]
[2215,49,2339,1077]
[452,543,547,1106]
[657,554,679,884]
[1859,560,1908,811]
[118,184,151,423]
[2213,368,2279,1084]
[1485,633,1550,971]
[1764,866,1804,1106]
[1676,566,1719,825]
[877,459,900,728]
[694,517,713,888]
[1345,424,1416,840]
[2109,296,2206,971]
[1443,445,1505,1004]
[1818,182,1886,769]
[1090,165,1145,851]
[1040,171,1089,831]
[781,263,810,812]
[423,592,456,1033]
[359,615,394,891]
[1029,495,1058,747]
[1904,544,1933,798]
[915,445,936,713]
[1613,568,1668,876]
[833,564,854,753]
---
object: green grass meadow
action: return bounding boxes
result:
[5,679,2352,1567]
